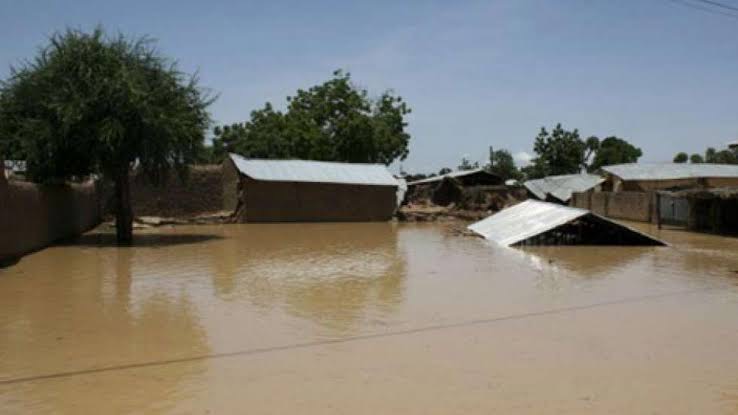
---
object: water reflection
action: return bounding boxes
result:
[210,223,407,332]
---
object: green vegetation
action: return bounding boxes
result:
[674,152,689,163]
[209,70,411,165]
[0,27,213,244]
[522,124,641,179]
[487,147,522,181]
[673,147,738,165]
[589,136,642,170]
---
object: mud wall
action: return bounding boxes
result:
[236,178,397,222]
[0,173,102,262]
[107,165,225,217]
[572,191,655,222]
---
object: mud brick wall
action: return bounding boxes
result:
[115,165,225,217]
[0,170,102,262]
[571,191,654,223]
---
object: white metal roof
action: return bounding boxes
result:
[468,200,589,246]
[467,199,662,247]
[602,163,738,181]
[524,173,604,202]
[228,154,399,187]
[407,168,496,186]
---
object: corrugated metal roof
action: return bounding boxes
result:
[467,200,663,247]
[407,168,494,186]
[524,174,604,202]
[602,163,738,181]
[468,200,589,246]
[229,154,399,186]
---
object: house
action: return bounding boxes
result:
[407,168,503,187]
[224,154,401,222]
[467,200,664,247]
[658,187,738,234]
[523,173,604,204]
[601,163,738,192]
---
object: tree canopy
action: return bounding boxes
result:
[673,147,738,165]
[523,124,641,179]
[589,136,642,170]
[210,70,411,165]
[0,27,213,243]
[487,147,521,180]
[673,152,688,163]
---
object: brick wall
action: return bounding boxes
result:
[571,191,654,222]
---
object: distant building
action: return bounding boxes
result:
[524,173,604,204]
[407,168,503,187]
[601,163,738,192]
[659,187,738,234]
[3,160,26,178]
[224,154,401,222]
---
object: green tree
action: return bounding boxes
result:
[213,70,411,165]
[0,28,212,243]
[438,167,452,175]
[673,152,689,163]
[590,136,642,170]
[526,124,586,179]
[690,153,704,164]
[487,147,521,180]
[705,147,737,164]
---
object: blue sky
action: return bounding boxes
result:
[1,0,737,173]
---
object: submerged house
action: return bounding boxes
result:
[601,163,738,192]
[468,200,664,247]
[524,173,604,204]
[224,154,400,222]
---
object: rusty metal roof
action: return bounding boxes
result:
[229,154,399,187]
[467,200,664,247]
[524,173,604,202]
[602,163,738,181]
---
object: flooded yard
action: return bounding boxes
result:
[2,222,738,414]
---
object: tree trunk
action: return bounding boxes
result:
[114,169,134,245]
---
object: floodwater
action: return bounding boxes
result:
[2,222,738,414]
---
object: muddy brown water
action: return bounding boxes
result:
[2,222,738,414]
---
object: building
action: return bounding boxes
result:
[407,168,503,187]
[467,200,664,246]
[224,154,401,222]
[601,163,738,192]
[524,173,604,204]
[658,187,738,234]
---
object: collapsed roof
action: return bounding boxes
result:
[407,168,502,186]
[524,173,604,203]
[467,200,665,247]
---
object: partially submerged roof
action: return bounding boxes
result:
[602,163,738,181]
[524,173,604,202]
[229,154,399,186]
[467,200,665,247]
[407,168,500,186]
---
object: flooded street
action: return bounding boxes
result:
[2,222,738,414]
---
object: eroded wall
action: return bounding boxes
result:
[104,165,226,217]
